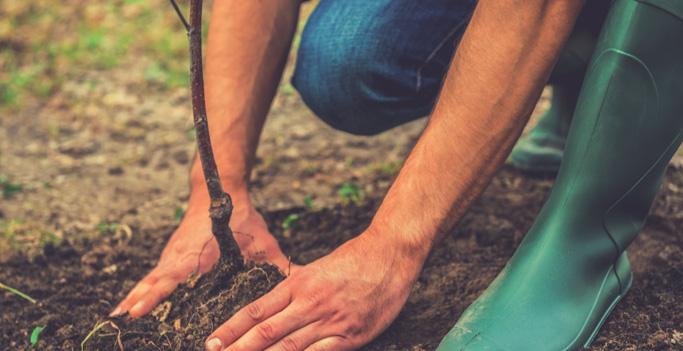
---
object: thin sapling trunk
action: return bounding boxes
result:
[169,0,243,268]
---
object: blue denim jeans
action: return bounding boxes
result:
[292,0,477,135]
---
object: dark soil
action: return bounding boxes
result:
[1,167,681,351]
[2,2,683,348]
[94,262,283,350]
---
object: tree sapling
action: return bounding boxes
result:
[169,0,243,268]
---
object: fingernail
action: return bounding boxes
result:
[205,338,223,351]
[130,301,145,316]
[109,306,122,317]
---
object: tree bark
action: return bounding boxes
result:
[171,0,243,267]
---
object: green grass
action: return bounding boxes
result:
[303,194,315,209]
[281,213,300,230]
[0,281,37,304]
[0,176,24,199]
[337,181,364,205]
[96,222,119,235]
[367,161,401,177]
[1,0,318,109]
[0,0,191,109]
[174,207,186,221]
[0,219,61,251]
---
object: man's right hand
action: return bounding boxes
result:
[111,187,293,318]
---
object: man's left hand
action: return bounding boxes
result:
[204,230,424,351]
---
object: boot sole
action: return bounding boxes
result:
[581,252,634,350]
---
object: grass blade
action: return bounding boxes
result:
[0,281,37,304]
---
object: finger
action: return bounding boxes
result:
[111,275,159,316]
[223,303,314,351]
[264,321,324,351]
[128,277,179,318]
[205,286,292,350]
[303,337,348,351]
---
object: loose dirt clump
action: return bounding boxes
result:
[90,262,283,350]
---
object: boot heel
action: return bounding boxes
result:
[614,251,633,294]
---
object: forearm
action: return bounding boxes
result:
[370,0,585,258]
[189,0,300,203]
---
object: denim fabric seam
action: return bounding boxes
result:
[415,17,470,93]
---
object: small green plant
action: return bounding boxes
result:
[30,326,45,346]
[39,231,61,246]
[96,222,118,235]
[0,176,24,199]
[282,214,300,231]
[337,182,364,205]
[368,161,401,176]
[174,207,186,221]
[0,219,61,251]
[303,195,315,209]
[1,219,22,242]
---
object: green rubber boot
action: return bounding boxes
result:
[438,0,683,350]
[508,85,577,173]
[509,2,610,173]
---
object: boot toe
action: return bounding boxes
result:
[437,326,510,351]
[508,137,564,173]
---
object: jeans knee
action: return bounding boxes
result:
[293,68,395,135]
[292,7,427,135]
[292,43,386,135]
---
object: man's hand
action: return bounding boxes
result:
[204,231,424,351]
[111,188,292,318]
[112,0,302,319]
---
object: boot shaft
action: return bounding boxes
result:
[546,0,683,251]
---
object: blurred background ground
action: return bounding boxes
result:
[0,1,682,350]
[0,0,437,255]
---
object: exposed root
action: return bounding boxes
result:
[81,321,123,351]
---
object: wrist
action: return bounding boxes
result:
[363,149,446,268]
[190,150,251,193]
[361,222,432,274]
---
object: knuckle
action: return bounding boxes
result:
[170,242,186,256]
[344,320,364,337]
[211,326,239,346]
[341,314,365,336]
[256,322,277,343]
[245,302,264,321]
[322,308,347,326]
[143,272,160,283]
[168,270,187,282]
[136,279,154,291]
[223,326,240,341]
[279,337,299,351]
